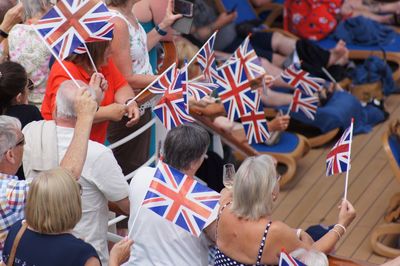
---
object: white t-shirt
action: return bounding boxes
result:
[56,126,129,266]
[125,166,217,266]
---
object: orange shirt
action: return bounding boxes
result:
[41,58,128,143]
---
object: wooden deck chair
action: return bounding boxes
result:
[370,128,400,258]
[189,102,310,187]
[328,254,378,266]
[214,0,283,28]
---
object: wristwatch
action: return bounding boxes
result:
[155,24,167,36]
[0,29,9,38]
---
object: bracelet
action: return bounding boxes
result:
[155,24,167,36]
[0,29,8,39]
[330,228,342,239]
[334,224,346,233]
[296,228,302,239]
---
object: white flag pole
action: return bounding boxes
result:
[127,204,143,239]
[344,117,354,200]
[32,25,82,89]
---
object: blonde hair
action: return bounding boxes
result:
[25,168,82,234]
[175,38,202,79]
[231,155,277,220]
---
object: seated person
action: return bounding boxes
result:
[23,80,130,266]
[2,168,134,266]
[0,89,97,256]
[215,155,356,265]
[126,123,218,265]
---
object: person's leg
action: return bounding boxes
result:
[270,31,296,57]
[260,88,292,107]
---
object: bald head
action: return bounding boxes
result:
[55,80,90,120]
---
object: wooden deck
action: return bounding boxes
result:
[271,94,400,265]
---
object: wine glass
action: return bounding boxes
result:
[223,163,235,189]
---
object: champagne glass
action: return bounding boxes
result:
[223,163,235,189]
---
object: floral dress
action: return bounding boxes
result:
[8,24,51,106]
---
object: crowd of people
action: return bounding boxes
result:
[0,0,399,265]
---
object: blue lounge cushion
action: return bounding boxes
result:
[389,135,400,166]
[251,131,300,153]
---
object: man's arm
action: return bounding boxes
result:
[59,89,97,179]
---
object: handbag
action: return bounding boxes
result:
[6,221,28,266]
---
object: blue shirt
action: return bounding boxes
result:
[3,220,99,266]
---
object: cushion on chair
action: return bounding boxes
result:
[389,135,400,166]
[279,91,386,135]
[251,132,299,153]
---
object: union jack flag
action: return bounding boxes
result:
[73,21,114,54]
[194,31,219,83]
[34,0,114,60]
[241,101,270,144]
[148,63,178,94]
[142,161,220,237]
[216,61,258,121]
[225,34,265,80]
[281,63,325,96]
[326,119,354,176]
[290,89,319,120]
[279,250,307,266]
[153,65,194,130]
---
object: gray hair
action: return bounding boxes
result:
[56,80,92,119]
[0,115,21,160]
[290,248,329,266]
[231,155,277,220]
[21,0,53,20]
[163,124,210,171]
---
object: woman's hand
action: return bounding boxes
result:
[337,199,356,228]
[109,237,134,266]
[158,0,183,30]
[125,100,140,127]
[267,115,290,132]
[0,2,24,34]
[104,103,128,122]
[89,73,106,104]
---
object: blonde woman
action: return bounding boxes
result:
[1,168,133,266]
[215,155,356,266]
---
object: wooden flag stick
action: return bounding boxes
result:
[344,118,354,200]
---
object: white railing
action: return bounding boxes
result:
[107,118,158,242]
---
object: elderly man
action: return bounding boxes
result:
[126,123,218,265]
[0,89,96,255]
[23,79,130,266]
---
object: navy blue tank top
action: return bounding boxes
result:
[2,220,99,266]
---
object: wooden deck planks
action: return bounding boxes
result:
[271,94,400,264]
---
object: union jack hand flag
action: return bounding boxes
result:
[281,63,325,96]
[148,63,178,94]
[216,61,258,121]
[290,89,319,120]
[279,250,307,266]
[142,161,220,237]
[241,101,270,144]
[194,31,219,83]
[224,34,265,80]
[34,0,114,60]
[326,119,354,176]
[73,21,114,54]
[153,65,194,130]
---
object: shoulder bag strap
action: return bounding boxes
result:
[6,222,28,266]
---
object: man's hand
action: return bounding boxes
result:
[1,2,24,33]
[125,100,140,127]
[109,237,134,266]
[267,114,290,132]
[74,89,97,121]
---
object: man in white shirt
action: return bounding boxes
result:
[23,80,130,266]
[126,124,217,266]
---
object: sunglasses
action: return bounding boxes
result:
[26,79,34,91]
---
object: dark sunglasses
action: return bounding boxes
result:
[26,79,34,91]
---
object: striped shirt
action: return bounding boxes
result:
[0,173,30,256]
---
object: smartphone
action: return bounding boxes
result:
[227,4,238,14]
[174,0,194,17]
[172,16,194,34]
